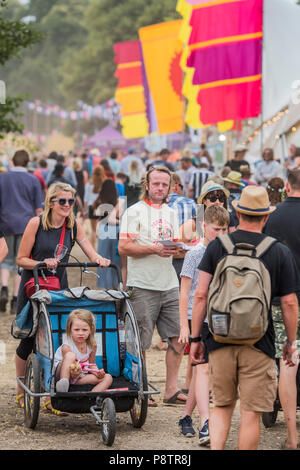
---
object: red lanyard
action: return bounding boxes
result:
[56,220,66,257]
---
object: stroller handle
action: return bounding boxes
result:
[33,262,122,292]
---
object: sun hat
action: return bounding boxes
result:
[239,164,252,175]
[223,171,245,187]
[235,144,247,152]
[232,185,276,216]
[197,180,230,205]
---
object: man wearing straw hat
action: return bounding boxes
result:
[190,185,299,450]
[222,170,245,227]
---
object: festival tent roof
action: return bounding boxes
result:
[262,0,300,122]
[84,125,127,149]
[246,0,300,159]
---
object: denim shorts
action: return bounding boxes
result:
[128,286,180,351]
[0,234,22,271]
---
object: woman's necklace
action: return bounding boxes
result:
[51,214,65,229]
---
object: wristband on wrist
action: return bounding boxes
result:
[189,336,202,344]
[286,339,297,347]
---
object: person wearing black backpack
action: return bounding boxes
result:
[190,185,299,450]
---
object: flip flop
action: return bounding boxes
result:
[16,393,24,409]
[43,400,68,416]
[148,396,158,407]
[163,390,187,405]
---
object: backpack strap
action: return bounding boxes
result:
[219,233,275,257]
[218,234,235,254]
[255,236,277,258]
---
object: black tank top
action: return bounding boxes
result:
[17,218,73,314]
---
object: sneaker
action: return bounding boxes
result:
[0,287,8,312]
[179,415,195,437]
[10,298,17,316]
[198,419,210,446]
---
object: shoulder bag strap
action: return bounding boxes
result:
[56,220,66,257]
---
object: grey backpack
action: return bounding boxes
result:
[207,234,276,345]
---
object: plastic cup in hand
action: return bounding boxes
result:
[54,244,68,261]
[51,244,68,273]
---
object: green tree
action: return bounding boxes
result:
[1,0,91,105]
[0,0,42,136]
[60,0,179,105]
[1,0,179,136]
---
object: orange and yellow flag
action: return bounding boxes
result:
[139,20,185,135]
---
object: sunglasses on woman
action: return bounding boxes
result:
[52,198,75,206]
[204,191,226,203]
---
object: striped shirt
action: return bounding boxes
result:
[189,170,213,200]
[168,193,198,226]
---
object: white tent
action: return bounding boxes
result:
[247,0,300,159]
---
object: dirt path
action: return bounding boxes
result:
[0,234,293,451]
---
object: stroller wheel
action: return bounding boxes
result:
[130,358,148,428]
[24,353,40,429]
[101,398,116,447]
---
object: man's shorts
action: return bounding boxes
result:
[0,234,22,271]
[128,286,180,351]
[209,345,277,412]
[272,305,300,358]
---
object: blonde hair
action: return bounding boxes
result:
[129,159,139,173]
[171,172,182,186]
[140,166,172,203]
[72,157,82,171]
[42,182,76,230]
[66,309,97,351]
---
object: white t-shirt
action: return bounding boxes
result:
[53,336,92,371]
[120,200,180,291]
[84,182,100,206]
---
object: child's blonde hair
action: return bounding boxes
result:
[66,309,97,350]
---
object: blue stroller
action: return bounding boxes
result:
[14,262,159,446]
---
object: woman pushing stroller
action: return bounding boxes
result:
[14,182,110,411]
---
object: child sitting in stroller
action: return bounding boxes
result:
[54,309,113,393]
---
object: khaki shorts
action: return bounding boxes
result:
[129,286,180,351]
[209,346,277,412]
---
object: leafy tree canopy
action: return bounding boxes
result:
[2,0,178,108]
[0,0,42,136]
